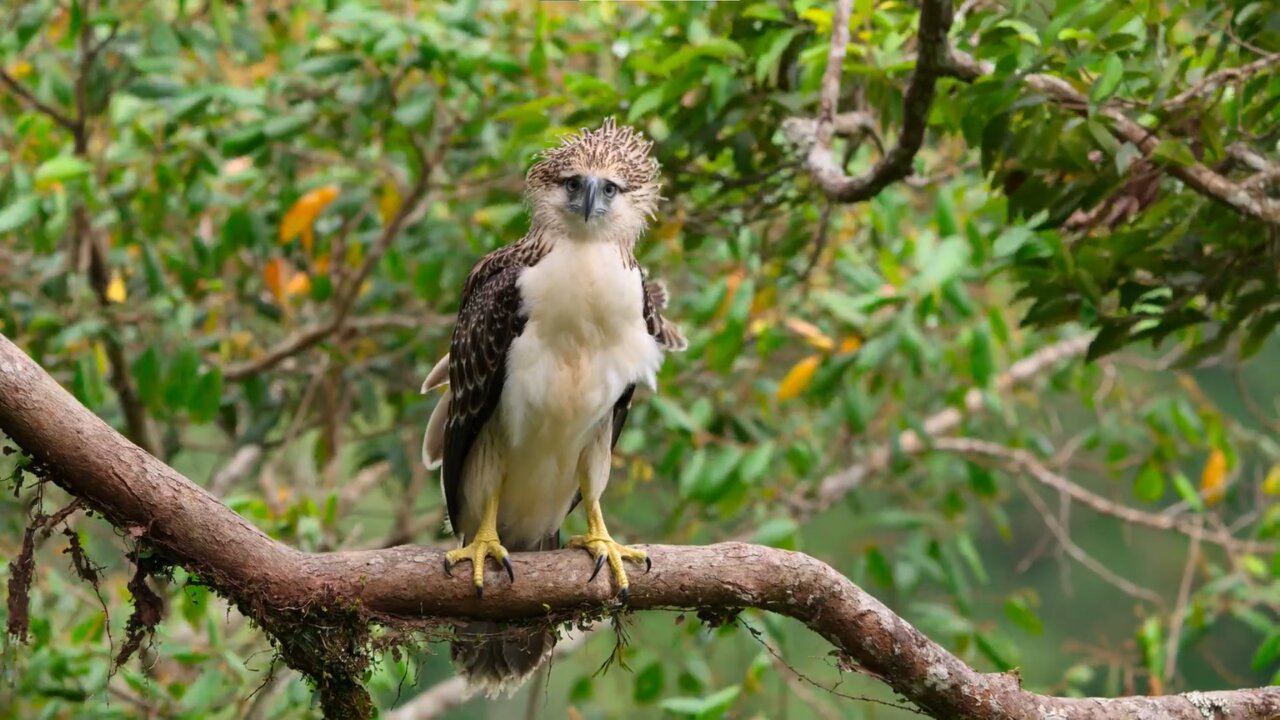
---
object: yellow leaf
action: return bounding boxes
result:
[784,318,835,351]
[6,61,32,80]
[1262,465,1280,496]
[1200,448,1227,506]
[93,342,108,376]
[279,185,339,246]
[777,355,822,402]
[839,336,863,353]
[378,180,402,225]
[104,274,127,303]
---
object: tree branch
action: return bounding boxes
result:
[943,50,1280,226]
[799,0,955,202]
[0,69,79,132]
[4,334,1277,719]
[931,437,1275,556]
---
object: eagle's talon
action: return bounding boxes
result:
[568,533,648,596]
[588,554,607,583]
[644,557,652,574]
[444,534,511,596]
[619,586,631,604]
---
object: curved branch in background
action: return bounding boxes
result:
[943,50,1280,226]
[3,335,1278,719]
[799,0,956,202]
[932,437,1274,556]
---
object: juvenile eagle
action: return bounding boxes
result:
[421,119,685,694]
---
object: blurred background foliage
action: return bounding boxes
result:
[2,0,1279,718]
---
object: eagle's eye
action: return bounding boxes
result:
[603,181,618,198]
[564,177,582,193]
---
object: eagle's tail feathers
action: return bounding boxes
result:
[450,531,560,696]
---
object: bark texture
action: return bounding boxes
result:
[1,333,1277,720]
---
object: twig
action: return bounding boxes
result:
[1164,53,1280,111]
[932,437,1275,555]
[0,70,78,131]
[800,0,957,202]
[814,335,1092,508]
[1164,523,1202,685]
[1014,473,1164,605]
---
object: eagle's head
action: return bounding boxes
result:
[526,118,661,242]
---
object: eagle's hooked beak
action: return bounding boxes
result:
[582,176,602,221]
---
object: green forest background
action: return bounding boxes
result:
[2,0,1279,718]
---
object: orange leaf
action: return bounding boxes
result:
[285,271,311,298]
[839,336,862,353]
[1200,448,1227,506]
[716,272,744,319]
[280,185,339,246]
[777,355,822,402]
[264,257,288,304]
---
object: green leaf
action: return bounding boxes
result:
[220,126,266,156]
[1150,139,1196,167]
[1004,596,1043,636]
[1090,54,1124,103]
[296,54,362,76]
[865,546,894,587]
[975,631,1019,671]
[970,327,994,386]
[751,518,798,549]
[35,156,93,185]
[912,237,970,293]
[1171,472,1205,513]
[1134,463,1165,503]
[627,87,664,122]
[125,77,184,99]
[131,347,163,411]
[660,685,742,718]
[0,196,40,233]
[189,368,223,423]
[633,661,663,704]
[1253,630,1280,672]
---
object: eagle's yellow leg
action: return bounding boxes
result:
[567,500,650,600]
[443,493,512,598]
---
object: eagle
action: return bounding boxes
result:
[421,119,686,694]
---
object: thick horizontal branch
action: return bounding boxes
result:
[1,333,1277,719]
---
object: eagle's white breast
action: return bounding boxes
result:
[486,240,662,546]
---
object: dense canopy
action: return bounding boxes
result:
[2,1,1279,718]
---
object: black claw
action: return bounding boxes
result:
[588,554,606,583]
[618,586,631,604]
[474,583,484,600]
[442,557,453,578]
[502,556,515,583]
[644,557,653,573]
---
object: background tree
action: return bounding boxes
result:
[2,0,1279,718]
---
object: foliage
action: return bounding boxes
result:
[1,1,1278,718]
